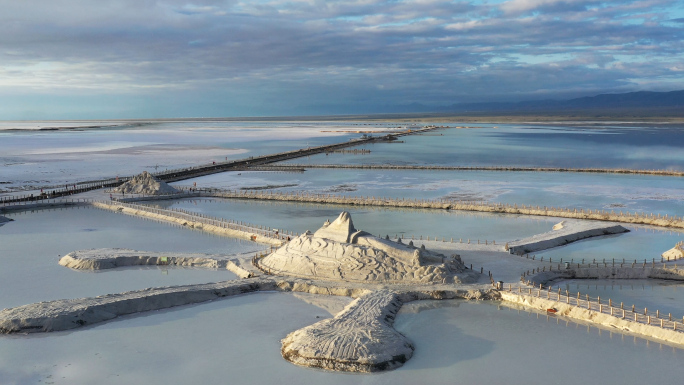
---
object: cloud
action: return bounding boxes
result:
[0,0,683,118]
[500,0,598,15]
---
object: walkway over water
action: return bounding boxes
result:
[0,126,442,204]
[501,271,684,346]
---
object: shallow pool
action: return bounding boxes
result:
[1,295,681,385]
[0,207,263,309]
[157,197,556,242]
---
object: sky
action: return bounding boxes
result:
[1,0,683,119]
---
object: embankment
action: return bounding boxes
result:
[92,201,284,246]
[59,248,258,278]
[506,221,629,255]
[194,189,684,230]
[500,291,684,346]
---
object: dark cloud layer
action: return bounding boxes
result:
[1,0,683,118]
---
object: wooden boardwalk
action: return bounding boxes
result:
[0,126,440,204]
[501,277,684,345]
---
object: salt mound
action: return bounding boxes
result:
[113,171,178,195]
[261,212,466,283]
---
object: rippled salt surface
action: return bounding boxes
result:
[1,296,681,385]
[0,207,263,309]
[157,197,556,241]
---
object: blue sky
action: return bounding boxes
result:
[1,0,683,119]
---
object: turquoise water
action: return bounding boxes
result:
[175,167,684,217]
[1,296,680,385]
[537,226,683,262]
[0,207,262,309]
[157,197,556,241]
[555,279,684,320]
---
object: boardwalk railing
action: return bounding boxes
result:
[515,279,684,332]
[0,179,130,205]
[516,254,684,276]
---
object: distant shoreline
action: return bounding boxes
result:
[2,114,684,126]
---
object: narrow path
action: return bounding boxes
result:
[0,126,442,204]
[501,274,684,346]
[92,200,288,245]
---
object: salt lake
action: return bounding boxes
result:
[1,120,684,384]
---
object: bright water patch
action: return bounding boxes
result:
[0,207,262,309]
[156,197,556,241]
[1,295,681,384]
[176,167,684,217]
[555,279,684,320]
[0,120,361,194]
[288,124,684,170]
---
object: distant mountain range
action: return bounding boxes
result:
[445,90,684,113]
[371,90,684,116]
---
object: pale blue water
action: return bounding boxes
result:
[0,120,360,193]
[2,120,684,383]
[537,226,683,262]
[175,167,684,217]
[0,207,262,309]
[289,124,684,170]
[554,279,684,320]
[157,197,556,241]
[0,296,680,385]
